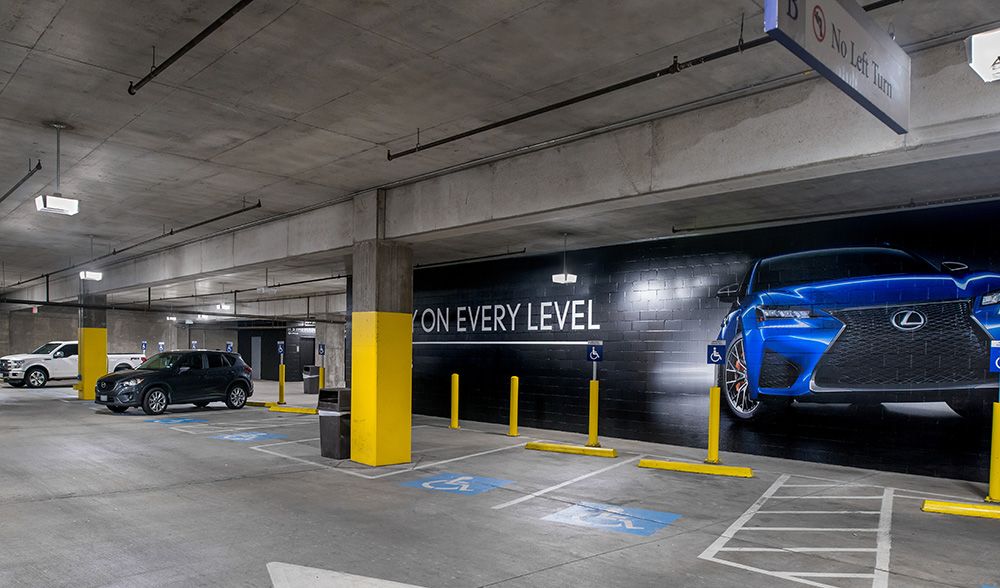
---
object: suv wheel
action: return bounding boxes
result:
[225,383,248,409]
[142,388,168,415]
[24,367,47,388]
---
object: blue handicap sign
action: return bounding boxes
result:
[157,342,165,352]
[990,341,1000,374]
[400,472,513,495]
[145,418,207,424]
[707,344,726,365]
[210,431,288,442]
[318,343,325,356]
[225,341,234,353]
[277,341,285,355]
[543,502,681,537]
[140,340,147,352]
[586,342,603,362]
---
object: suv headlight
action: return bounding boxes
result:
[10,360,23,368]
[983,291,1000,306]
[121,378,144,388]
[757,307,814,321]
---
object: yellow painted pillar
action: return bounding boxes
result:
[989,403,1000,503]
[706,386,722,464]
[278,364,286,405]
[508,376,519,437]
[78,327,107,401]
[318,366,326,389]
[349,237,413,467]
[450,373,460,429]
[586,379,600,447]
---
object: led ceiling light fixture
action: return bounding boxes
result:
[216,303,231,310]
[552,233,578,285]
[968,27,1000,82]
[79,270,102,281]
[35,122,79,216]
[166,316,177,322]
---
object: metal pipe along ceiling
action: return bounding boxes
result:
[0,160,41,208]
[387,0,906,160]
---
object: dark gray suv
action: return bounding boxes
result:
[95,350,254,415]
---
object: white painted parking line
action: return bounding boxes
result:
[491,456,642,510]
[700,474,895,588]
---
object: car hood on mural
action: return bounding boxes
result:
[757,272,1000,307]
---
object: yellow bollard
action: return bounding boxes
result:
[450,373,460,429]
[278,364,286,405]
[989,403,1000,503]
[706,386,721,464]
[509,376,520,437]
[586,379,600,447]
[318,366,326,390]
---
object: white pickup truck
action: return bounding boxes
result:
[0,341,146,388]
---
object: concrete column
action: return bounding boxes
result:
[315,320,346,387]
[0,310,10,358]
[78,293,107,400]
[350,239,413,467]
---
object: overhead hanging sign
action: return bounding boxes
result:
[967,28,1000,83]
[764,0,910,134]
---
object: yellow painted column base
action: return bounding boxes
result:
[269,405,317,415]
[525,441,617,458]
[277,364,286,405]
[78,327,107,401]
[922,499,1000,520]
[638,458,754,479]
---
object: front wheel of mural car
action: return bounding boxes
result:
[945,395,994,421]
[721,336,791,422]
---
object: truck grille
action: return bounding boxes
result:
[813,301,990,389]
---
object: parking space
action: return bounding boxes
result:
[1,386,996,587]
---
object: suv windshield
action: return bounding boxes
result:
[31,343,61,355]
[137,352,186,370]
[753,249,936,292]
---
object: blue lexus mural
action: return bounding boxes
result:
[716,247,1000,421]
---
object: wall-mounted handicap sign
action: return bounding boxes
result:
[990,341,1000,373]
[277,341,285,355]
[157,341,165,352]
[225,341,233,353]
[542,502,681,537]
[191,340,198,350]
[140,340,147,352]
[210,431,288,442]
[400,472,513,495]
[318,343,325,356]
[145,418,207,424]
[707,344,726,365]
[586,340,604,362]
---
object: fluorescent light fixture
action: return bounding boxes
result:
[166,316,177,322]
[256,286,278,295]
[35,194,79,216]
[197,314,210,320]
[552,273,578,284]
[79,270,102,281]
[216,303,231,310]
[968,28,1000,82]
[184,320,194,325]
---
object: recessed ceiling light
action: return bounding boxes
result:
[79,270,102,281]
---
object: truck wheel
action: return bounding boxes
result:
[108,406,129,414]
[114,364,131,372]
[24,368,47,388]
[141,388,168,415]
[225,383,248,409]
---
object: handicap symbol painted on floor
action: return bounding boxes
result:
[400,472,513,495]
[210,432,288,442]
[145,418,207,424]
[542,502,681,536]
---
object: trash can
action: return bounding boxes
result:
[303,365,320,394]
[318,387,351,459]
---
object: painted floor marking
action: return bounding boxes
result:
[542,502,681,537]
[400,473,513,495]
[211,431,289,442]
[492,455,642,510]
[699,474,895,588]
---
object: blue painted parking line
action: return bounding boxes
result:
[210,432,289,442]
[542,502,681,536]
[145,418,207,424]
[400,472,513,495]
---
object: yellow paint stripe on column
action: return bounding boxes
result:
[351,311,412,467]
[78,327,107,401]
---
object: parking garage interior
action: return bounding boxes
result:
[2,1,1000,587]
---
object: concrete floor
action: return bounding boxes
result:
[0,385,997,588]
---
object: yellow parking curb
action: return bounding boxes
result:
[921,499,1000,520]
[638,458,754,478]
[525,441,617,458]
[268,405,318,415]
[246,401,276,408]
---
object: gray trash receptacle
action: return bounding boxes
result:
[318,387,351,459]
[303,365,320,394]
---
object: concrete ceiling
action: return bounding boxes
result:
[1,0,998,304]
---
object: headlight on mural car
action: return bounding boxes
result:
[121,378,144,388]
[756,307,814,321]
[982,291,1000,306]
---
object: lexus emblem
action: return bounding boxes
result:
[891,310,927,332]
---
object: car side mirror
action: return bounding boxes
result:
[717,283,740,303]
[53,351,65,358]
[941,261,969,273]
